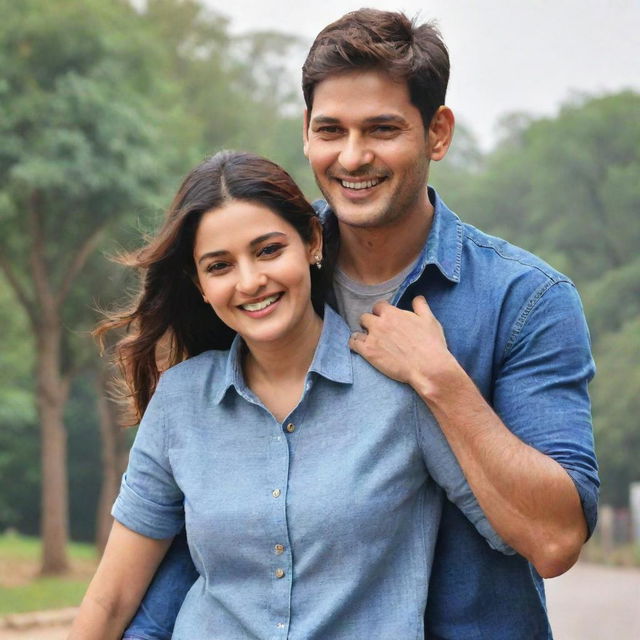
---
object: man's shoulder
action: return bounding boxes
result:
[459,221,573,288]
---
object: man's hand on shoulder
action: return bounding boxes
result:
[350,295,588,579]
[349,296,460,394]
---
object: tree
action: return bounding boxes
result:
[0,0,177,573]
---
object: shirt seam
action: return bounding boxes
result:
[503,279,575,357]
[157,377,170,459]
[463,232,567,283]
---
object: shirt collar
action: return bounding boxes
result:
[314,186,463,285]
[212,304,353,405]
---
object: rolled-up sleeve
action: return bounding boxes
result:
[414,396,514,555]
[112,376,184,539]
[495,280,599,536]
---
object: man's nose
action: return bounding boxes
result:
[338,134,374,173]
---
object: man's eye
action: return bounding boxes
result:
[259,243,284,257]
[372,125,398,134]
[316,126,341,135]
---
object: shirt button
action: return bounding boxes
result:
[275,568,285,578]
[276,622,286,629]
[285,423,295,433]
[274,544,285,554]
[272,489,281,498]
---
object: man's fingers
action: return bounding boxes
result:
[349,331,367,353]
[371,300,392,316]
[412,295,433,317]
[358,312,377,331]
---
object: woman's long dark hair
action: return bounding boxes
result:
[96,150,329,424]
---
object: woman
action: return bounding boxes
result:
[70,151,506,639]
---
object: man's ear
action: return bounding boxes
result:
[302,109,310,157]
[427,106,455,162]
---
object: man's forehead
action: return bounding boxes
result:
[308,70,415,118]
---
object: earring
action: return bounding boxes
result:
[202,295,208,304]
[314,254,322,270]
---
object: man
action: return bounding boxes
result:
[300,9,597,638]
[123,9,598,639]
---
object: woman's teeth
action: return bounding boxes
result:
[241,294,280,312]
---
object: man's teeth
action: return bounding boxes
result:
[341,178,380,190]
[241,294,280,312]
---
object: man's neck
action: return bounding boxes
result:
[336,203,433,285]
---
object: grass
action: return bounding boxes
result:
[0,531,97,615]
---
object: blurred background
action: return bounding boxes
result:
[0,0,638,636]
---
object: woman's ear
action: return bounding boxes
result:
[190,272,207,303]
[308,218,324,265]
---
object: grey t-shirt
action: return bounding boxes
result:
[333,257,419,331]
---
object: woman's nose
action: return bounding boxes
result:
[236,263,267,295]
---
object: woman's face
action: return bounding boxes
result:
[193,200,322,349]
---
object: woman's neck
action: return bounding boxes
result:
[242,310,323,421]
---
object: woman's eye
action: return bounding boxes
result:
[206,262,230,273]
[259,243,284,257]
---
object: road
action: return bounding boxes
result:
[1,562,638,639]
[545,562,640,639]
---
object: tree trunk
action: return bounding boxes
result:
[95,364,128,553]
[37,317,70,574]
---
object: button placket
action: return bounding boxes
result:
[267,416,293,636]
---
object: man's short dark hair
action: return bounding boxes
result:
[302,8,450,130]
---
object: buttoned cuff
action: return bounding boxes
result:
[112,474,184,540]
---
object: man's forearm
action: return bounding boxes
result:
[412,355,587,578]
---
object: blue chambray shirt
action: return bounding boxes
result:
[320,188,597,640]
[114,305,508,640]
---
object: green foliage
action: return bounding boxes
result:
[591,318,640,506]
[0,282,38,531]
[0,0,178,302]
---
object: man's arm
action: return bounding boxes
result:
[350,292,596,579]
[69,522,172,639]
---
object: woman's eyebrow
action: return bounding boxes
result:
[249,231,288,248]
[197,232,287,265]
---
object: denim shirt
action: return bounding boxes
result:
[115,305,506,640]
[123,189,598,640]
[321,189,598,639]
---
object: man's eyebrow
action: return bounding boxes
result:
[362,114,409,126]
[196,232,287,265]
[310,114,409,126]
[310,115,340,125]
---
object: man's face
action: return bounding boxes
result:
[304,70,431,230]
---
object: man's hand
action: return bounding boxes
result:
[350,295,587,579]
[349,296,456,388]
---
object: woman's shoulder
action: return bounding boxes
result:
[158,349,229,393]
[349,350,414,400]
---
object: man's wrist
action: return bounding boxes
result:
[409,350,469,407]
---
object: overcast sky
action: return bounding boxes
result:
[203,0,640,148]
